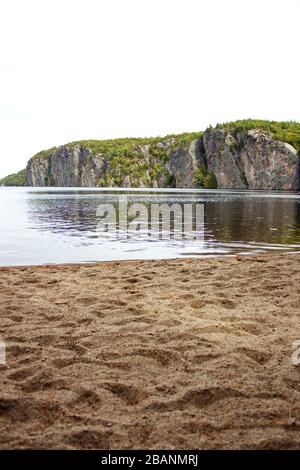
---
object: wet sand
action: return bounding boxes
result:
[0,253,300,449]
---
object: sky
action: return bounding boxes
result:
[0,0,299,178]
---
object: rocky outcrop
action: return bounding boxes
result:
[238,130,299,190]
[26,146,107,187]
[167,138,205,188]
[202,128,299,190]
[22,128,300,190]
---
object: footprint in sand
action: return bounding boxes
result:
[75,388,102,406]
[21,369,66,392]
[217,298,236,309]
[44,314,64,322]
[190,300,207,309]
[66,429,110,450]
[77,296,99,306]
[179,293,195,300]
[34,334,57,346]
[146,386,246,412]
[126,278,139,284]
[112,299,127,307]
[8,365,37,382]
[24,277,42,285]
[236,322,263,335]
[236,347,271,364]
[6,315,23,322]
[190,353,222,365]
[104,382,147,406]
[51,357,78,368]
[8,344,38,357]
[129,347,182,366]
[127,306,145,315]
[0,397,62,424]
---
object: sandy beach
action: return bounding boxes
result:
[0,253,300,449]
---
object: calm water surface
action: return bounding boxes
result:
[0,187,300,266]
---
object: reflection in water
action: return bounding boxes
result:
[0,188,300,266]
[27,191,300,249]
[205,198,300,245]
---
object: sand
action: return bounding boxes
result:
[0,253,300,450]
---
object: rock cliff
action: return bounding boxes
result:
[2,121,300,190]
[201,128,299,190]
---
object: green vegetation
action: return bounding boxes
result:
[164,174,176,187]
[67,133,202,159]
[149,143,168,162]
[28,120,300,169]
[166,131,204,147]
[32,147,57,160]
[0,169,26,186]
[195,167,218,189]
[215,119,300,153]
[204,172,218,189]
[30,131,203,161]
[45,170,55,186]
[195,166,207,186]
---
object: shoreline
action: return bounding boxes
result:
[1,250,300,271]
[0,253,300,449]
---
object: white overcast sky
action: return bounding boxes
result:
[0,0,299,178]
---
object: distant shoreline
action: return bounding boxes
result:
[0,251,300,270]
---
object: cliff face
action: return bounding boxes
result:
[202,129,299,190]
[23,128,300,190]
[26,146,107,187]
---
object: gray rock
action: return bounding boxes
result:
[25,130,299,190]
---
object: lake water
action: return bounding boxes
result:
[0,187,300,266]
